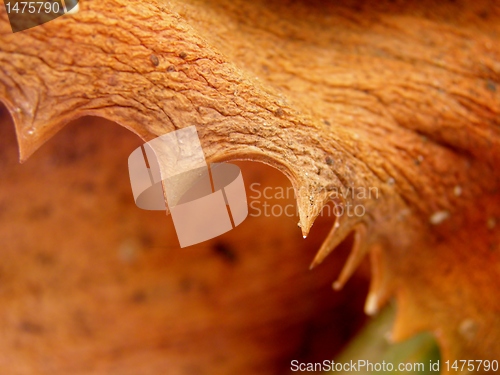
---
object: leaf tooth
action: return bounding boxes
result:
[294,180,330,238]
[332,223,369,290]
[0,87,41,161]
[5,100,60,163]
[17,131,40,162]
[364,293,380,316]
[309,216,360,270]
[364,243,391,316]
[390,290,427,343]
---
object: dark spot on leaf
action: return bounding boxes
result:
[180,278,194,293]
[478,10,489,19]
[323,119,331,126]
[486,80,496,92]
[325,156,334,165]
[179,52,188,59]
[36,252,55,266]
[274,108,284,117]
[79,181,96,193]
[167,65,176,72]
[107,75,118,86]
[150,54,159,67]
[213,242,238,264]
[51,142,97,165]
[140,233,154,249]
[19,321,44,334]
[130,290,147,304]
[29,205,52,220]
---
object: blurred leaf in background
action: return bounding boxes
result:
[330,306,440,375]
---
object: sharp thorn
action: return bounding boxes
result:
[309,217,358,270]
[332,223,368,290]
[364,243,390,316]
[364,292,379,316]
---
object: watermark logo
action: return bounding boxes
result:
[248,183,378,219]
[4,0,79,33]
[128,126,248,248]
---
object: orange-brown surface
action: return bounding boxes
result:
[1,0,500,373]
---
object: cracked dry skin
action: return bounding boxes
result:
[0,0,499,373]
